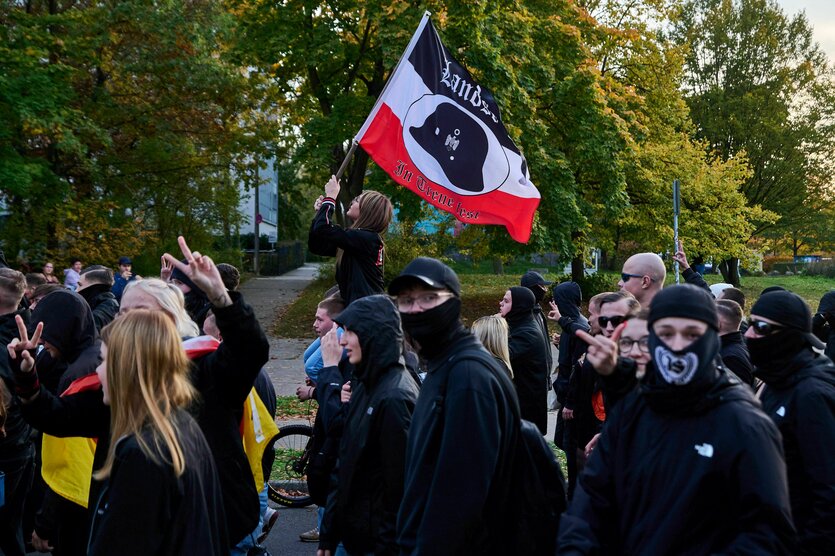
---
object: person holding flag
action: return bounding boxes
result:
[308,177,393,305]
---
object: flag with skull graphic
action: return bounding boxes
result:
[354,13,540,243]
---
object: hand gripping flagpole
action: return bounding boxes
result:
[334,11,433,182]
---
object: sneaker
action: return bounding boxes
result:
[257,508,279,545]
[299,527,319,543]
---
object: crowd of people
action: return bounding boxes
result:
[1,177,834,556]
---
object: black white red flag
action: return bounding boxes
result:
[355,13,540,243]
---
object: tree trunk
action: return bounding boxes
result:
[571,255,584,283]
[492,258,504,275]
[719,257,741,286]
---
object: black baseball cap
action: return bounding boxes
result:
[118,256,132,265]
[521,271,552,289]
[388,257,461,297]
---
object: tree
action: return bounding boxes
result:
[673,0,834,234]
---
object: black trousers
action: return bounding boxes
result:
[0,443,35,556]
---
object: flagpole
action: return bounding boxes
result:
[335,141,359,180]
[336,10,432,182]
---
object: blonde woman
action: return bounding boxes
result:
[88,310,227,555]
[471,314,514,378]
[309,176,393,304]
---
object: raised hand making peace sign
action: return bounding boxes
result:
[575,321,628,376]
[162,236,232,308]
[7,314,44,398]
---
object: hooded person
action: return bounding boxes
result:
[317,295,419,556]
[812,291,835,361]
[746,291,835,554]
[391,257,519,555]
[521,271,554,374]
[501,286,550,434]
[550,282,590,406]
[559,284,794,555]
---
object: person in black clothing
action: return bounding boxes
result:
[308,176,393,304]
[718,286,749,333]
[392,257,519,555]
[0,269,35,556]
[317,295,419,556]
[559,284,794,554]
[77,265,119,333]
[745,290,835,554]
[716,299,755,386]
[170,263,212,330]
[813,291,835,360]
[85,310,227,555]
[520,270,554,373]
[500,286,550,434]
[546,281,589,497]
[12,236,269,551]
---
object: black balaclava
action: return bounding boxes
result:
[553,282,582,321]
[171,261,209,325]
[400,297,464,360]
[504,286,536,327]
[641,285,721,413]
[747,291,819,383]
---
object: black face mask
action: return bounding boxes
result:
[648,329,720,386]
[400,297,463,360]
[747,328,810,382]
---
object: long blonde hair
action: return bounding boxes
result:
[472,315,513,378]
[123,279,200,338]
[94,311,196,479]
[336,190,393,269]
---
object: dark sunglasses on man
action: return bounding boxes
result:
[599,315,628,328]
[621,272,654,283]
[749,319,785,336]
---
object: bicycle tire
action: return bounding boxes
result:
[268,423,314,508]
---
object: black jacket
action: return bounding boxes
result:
[21,292,268,547]
[320,296,419,555]
[88,410,228,555]
[758,351,835,555]
[0,308,33,457]
[813,292,835,361]
[505,287,550,434]
[78,284,119,333]
[559,370,794,554]
[720,331,755,386]
[552,282,590,406]
[397,330,518,556]
[682,267,711,293]
[308,198,385,304]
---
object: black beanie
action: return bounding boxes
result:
[750,291,812,332]
[760,286,787,296]
[648,284,719,331]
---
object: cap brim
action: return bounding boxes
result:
[388,273,445,295]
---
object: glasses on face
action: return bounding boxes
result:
[750,319,785,336]
[621,272,645,282]
[394,292,455,311]
[618,337,650,354]
[598,315,628,328]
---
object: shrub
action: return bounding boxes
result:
[806,260,835,278]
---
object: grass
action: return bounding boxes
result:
[275,395,318,421]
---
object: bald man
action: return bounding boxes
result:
[618,253,665,306]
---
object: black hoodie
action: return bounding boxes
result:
[31,290,101,395]
[319,295,418,555]
[78,283,119,333]
[551,282,590,404]
[0,308,33,456]
[813,291,835,360]
[755,350,835,555]
[505,286,550,434]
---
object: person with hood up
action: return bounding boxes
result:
[170,262,211,330]
[812,291,835,361]
[500,286,550,434]
[745,290,835,554]
[316,295,419,556]
[520,270,554,374]
[547,281,590,496]
[559,284,794,554]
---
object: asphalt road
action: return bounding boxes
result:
[261,504,321,555]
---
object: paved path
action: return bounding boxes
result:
[240,263,322,398]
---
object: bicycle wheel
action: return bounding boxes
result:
[268,423,314,508]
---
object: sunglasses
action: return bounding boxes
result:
[598,315,628,328]
[750,319,785,336]
[621,272,645,282]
